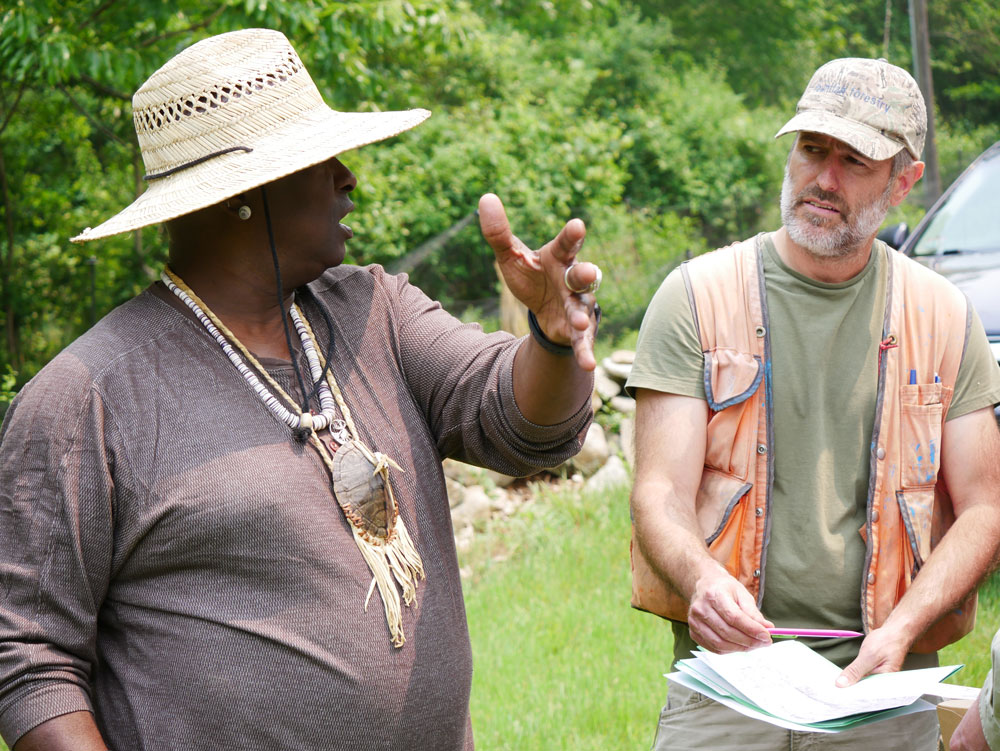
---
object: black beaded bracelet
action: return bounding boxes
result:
[527,304,602,356]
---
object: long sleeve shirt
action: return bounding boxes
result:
[0,264,591,750]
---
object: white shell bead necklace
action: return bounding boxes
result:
[161,268,340,434]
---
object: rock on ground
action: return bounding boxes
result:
[451,485,493,530]
[573,422,610,476]
[584,455,630,493]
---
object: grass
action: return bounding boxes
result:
[461,481,672,750]
[941,573,1000,686]
[462,479,1000,750]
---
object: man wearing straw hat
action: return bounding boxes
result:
[0,29,601,751]
[627,56,1000,748]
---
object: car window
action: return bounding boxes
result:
[911,148,1000,257]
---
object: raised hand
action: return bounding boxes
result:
[478,193,601,371]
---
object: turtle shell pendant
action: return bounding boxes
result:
[331,440,398,541]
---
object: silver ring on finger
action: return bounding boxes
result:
[564,264,602,295]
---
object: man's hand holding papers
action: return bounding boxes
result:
[669,639,962,733]
[687,567,773,653]
[836,622,913,688]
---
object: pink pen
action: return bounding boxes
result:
[767,628,864,638]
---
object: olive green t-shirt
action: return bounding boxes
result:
[628,235,1000,668]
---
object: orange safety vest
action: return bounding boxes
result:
[630,234,976,652]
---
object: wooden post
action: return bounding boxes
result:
[909,0,942,207]
[495,261,528,337]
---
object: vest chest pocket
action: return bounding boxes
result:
[703,348,763,478]
[704,348,763,412]
[899,383,950,489]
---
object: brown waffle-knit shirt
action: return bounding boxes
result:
[0,265,591,750]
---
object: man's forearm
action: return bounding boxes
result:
[13,711,108,751]
[631,390,719,600]
[510,336,593,426]
[631,389,771,651]
[838,408,1000,686]
[882,503,1000,645]
[631,478,725,601]
[632,476,773,650]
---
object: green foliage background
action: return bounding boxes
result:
[2,0,999,395]
[1,3,999,748]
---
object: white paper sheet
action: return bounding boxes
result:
[667,671,936,734]
[929,683,981,702]
[691,640,960,725]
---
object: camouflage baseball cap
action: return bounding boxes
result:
[775,57,926,160]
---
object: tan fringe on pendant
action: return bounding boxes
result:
[299,312,427,648]
[357,514,425,648]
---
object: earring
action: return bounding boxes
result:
[238,205,252,221]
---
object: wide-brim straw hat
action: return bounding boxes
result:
[72,28,430,242]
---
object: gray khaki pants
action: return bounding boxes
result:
[652,683,940,751]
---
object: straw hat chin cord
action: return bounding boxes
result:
[259,182,335,441]
[142,145,254,181]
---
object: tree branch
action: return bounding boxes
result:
[138,6,228,48]
[387,211,477,275]
[57,86,127,145]
[73,74,130,102]
[86,0,121,27]
[0,80,28,139]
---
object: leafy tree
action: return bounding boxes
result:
[926,0,1000,127]
[2,0,998,390]
[576,12,786,246]
[633,0,848,107]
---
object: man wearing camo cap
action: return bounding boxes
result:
[628,57,1000,748]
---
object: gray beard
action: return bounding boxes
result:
[780,165,891,258]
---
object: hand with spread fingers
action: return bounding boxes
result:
[478,193,601,372]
